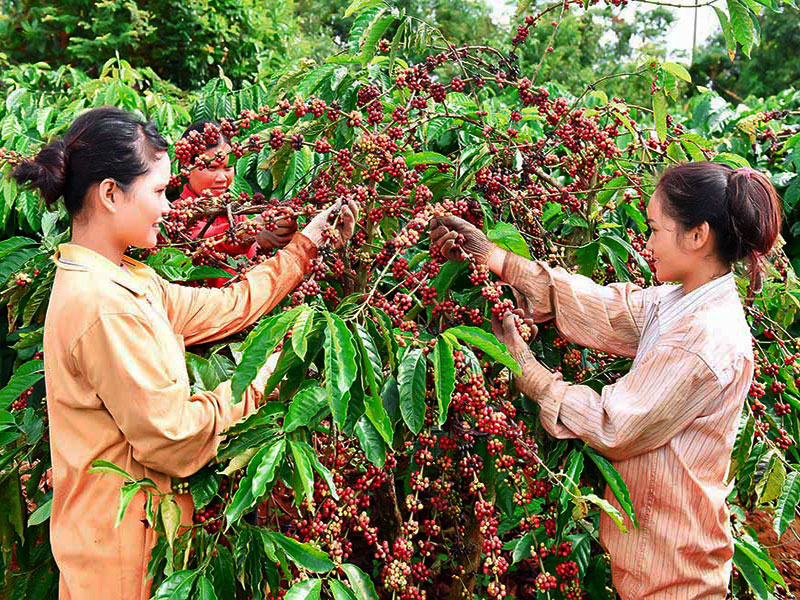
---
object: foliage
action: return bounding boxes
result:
[0,0,304,89]
[690,8,800,102]
[0,1,799,599]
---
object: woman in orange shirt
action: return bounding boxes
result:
[12,106,358,600]
[431,162,781,599]
[176,120,297,286]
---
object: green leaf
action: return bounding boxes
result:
[652,91,667,143]
[574,242,600,276]
[354,324,392,444]
[231,306,303,402]
[344,0,382,18]
[596,176,628,207]
[756,452,785,505]
[735,533,785,586]
[402,152,452,167]
[727,0,756,58]
[773,471,800,540]
[355,415,387,467]
[398,348,427,434]
[340,563,379,600]
[291,306,315,360]
[445,326,521,375]
[160,495,181,549]
[189,470,220,511]
[0,361,44,410]
[360,15,395,66]
[251,439,287,499]
[585,447,638,528]
[286,579,322,600]
[329,580,358,600]
[560,450,584,511]
[296,440,339,500]
[583,493,628,534]
[284,382,328,433]
[196,576,218,600]
[153,570,197,600]
[225,440,284,525]
[27,497,51,526]
[661,62,691,83]
[433,336,456,425]
[733,543,769,599]
[487,222,532,260]
[714,7,737,62]
[88,459,135,482]
[290,440,315,507]
[511,531,534,563]
[323,312,358,428]
[266,531,334,573]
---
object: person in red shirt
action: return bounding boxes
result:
[178,120,296,286]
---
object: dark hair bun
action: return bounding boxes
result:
[12,139,68,208]
[9,107,167,217]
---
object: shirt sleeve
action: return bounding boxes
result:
[499,253,649,358]
[157,233,317,346]
[517,344,723,461]
[72,312,261,478]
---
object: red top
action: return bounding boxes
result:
[180,185,258,287]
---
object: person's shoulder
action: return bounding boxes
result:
[659,301,751,383]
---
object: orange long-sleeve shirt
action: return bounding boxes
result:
[501,255,752,599]
[43,234,316,600]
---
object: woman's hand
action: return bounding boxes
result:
[430,216,492,263]
[255,215,298,250]
[301,199,360,248]
[491,309,537,369]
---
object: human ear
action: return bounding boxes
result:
[96,178,119,214]
[689,222,711,251]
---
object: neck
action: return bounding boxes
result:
[70,221,127,267]
[680,260,731,294]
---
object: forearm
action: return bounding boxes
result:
[489,247,643,358]
[169,233,317,345]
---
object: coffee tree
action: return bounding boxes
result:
[1,1,800,599]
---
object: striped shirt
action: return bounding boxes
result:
[502,256,753,599]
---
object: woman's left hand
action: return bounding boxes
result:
[491,309,537,368]
[256,215,298,250]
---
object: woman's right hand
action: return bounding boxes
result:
[301,199,360,248]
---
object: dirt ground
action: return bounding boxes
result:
[747,509,800,596]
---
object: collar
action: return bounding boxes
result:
[53,243,154,297]
[180,184,198,200]
[657,271,738,328]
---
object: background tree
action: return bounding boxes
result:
[689,7,800,102]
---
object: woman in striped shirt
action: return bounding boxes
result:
[431,162,782,599]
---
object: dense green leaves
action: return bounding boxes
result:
[231,306,304,402]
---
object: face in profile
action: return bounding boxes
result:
[113,152,172,249]
[645,190,693,283]
[187,142,234,196]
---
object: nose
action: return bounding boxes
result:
[645,233,653,253]
[161,194,171,216]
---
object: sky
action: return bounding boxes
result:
[486,0,722,62]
